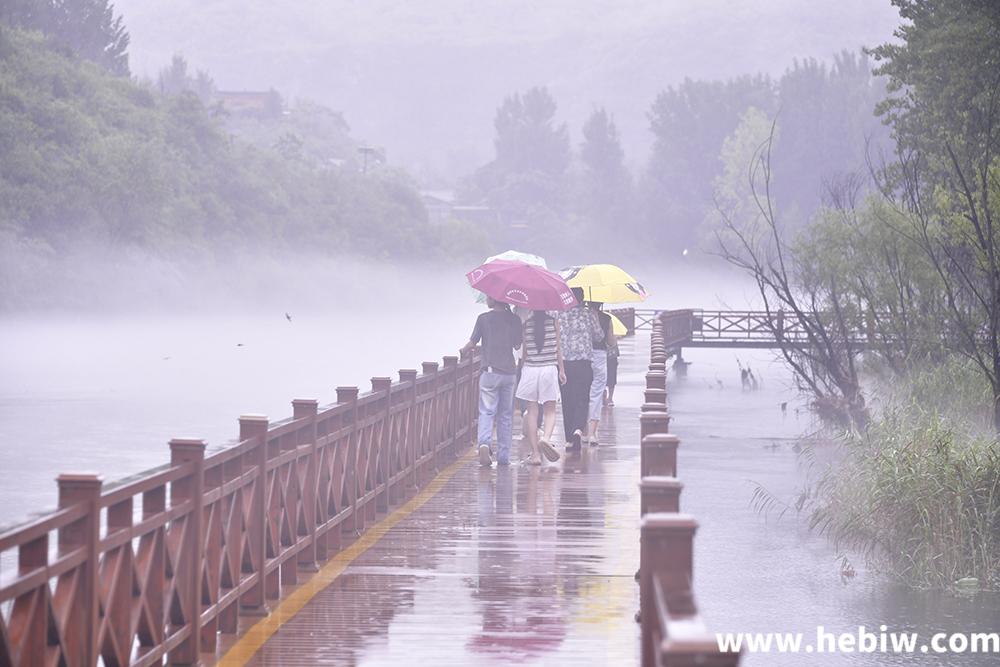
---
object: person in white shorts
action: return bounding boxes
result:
[515,310,564,464]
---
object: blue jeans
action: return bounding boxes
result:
[477,370,516,464]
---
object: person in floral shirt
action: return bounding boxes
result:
[556,287,604,450]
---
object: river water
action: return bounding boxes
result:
[673,345,1000,665]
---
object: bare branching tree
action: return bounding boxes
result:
[715,122,868,428]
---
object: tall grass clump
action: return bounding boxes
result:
[808,360,1000,590]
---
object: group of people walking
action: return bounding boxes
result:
[461,287,620,467]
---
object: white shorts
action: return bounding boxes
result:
[516,364,560,404]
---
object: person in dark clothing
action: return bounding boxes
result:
[461,297,523,466]
[555,288,603,451]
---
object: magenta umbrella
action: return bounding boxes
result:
[466,259,577,311]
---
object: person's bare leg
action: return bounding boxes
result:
[542,401,557,442]
[525,402,541,463]
[588,418,601,443]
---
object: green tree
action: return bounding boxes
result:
[709,106,775,246]
[493,87,569,176]
[0,28,467,273]
[871,0,1000,429]
[464,87,571,249]
[157,53,214,103]
[771,52,889,221]
[2,0,130,75]
[643,75,775,252]
[577,107,631,243]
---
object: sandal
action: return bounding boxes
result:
[526,455,542,466]
[538,439,561,462]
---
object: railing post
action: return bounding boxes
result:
[399,369,419,491]
[645,370,667,391]
[443,355,460,457]
[337,387,361,535]
[422,361,440,470]
[640,513,698,667]
[644,388,668,407]
[459,348,477,457]
[56,473,102,667]
[672,351,688,377]
[639,410,671,441]
[641,433,679,477]
[168,438,206,665]
[640,476,683,515]
[239,415,270,617]
[293,399,320,572]
[371,377,393,512]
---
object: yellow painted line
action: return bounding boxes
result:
[218,449,475,666]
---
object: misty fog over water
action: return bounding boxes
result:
[0,260,751,523]
[10,261,999,666]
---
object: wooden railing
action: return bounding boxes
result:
[0,352,480,666]
[637,317,741,666]
[650,308,888,350]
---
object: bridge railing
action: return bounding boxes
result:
[0,352,480,667]
[692,310,803,344]
[639,308,885,350]
[638,320,741,666]
[636,308,800,343]
[610,308,697,345]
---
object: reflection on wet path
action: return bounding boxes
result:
[243,338,644,666]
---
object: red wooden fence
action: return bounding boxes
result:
[0,352,480,666]
[638,316,741,666]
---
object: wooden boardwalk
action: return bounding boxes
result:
[215,336,646,666]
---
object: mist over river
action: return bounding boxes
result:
[0,255,753,523]
[669,346,1000,666]
[1,260,996,664]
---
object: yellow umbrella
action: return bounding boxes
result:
[607,312,627,336]
[561,264,648,303]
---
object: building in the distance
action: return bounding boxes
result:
[213,90,284,118]
[419,190,501,226]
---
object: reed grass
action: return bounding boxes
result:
[811,409,1000,589]
[762,359,1000,590]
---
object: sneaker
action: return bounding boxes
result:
[538,439,560,462]
[479,444,493,467]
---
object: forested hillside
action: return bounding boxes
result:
[456,52,891,258]
[114,0,900,182]
[0,27,482,267]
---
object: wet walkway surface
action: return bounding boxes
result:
[232,336,645,666]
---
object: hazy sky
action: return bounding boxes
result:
[117,0,902,182]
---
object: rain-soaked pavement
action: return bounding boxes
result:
[214,333,1000,667]
[225,335,646,666]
